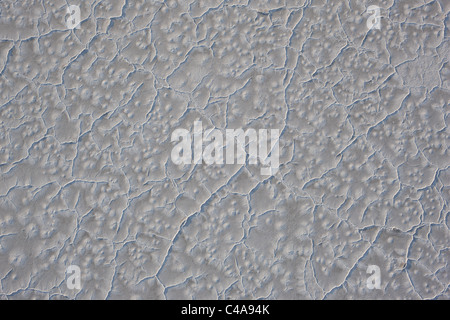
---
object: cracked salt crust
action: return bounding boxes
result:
[0,0,449,299]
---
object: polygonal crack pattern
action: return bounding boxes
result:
[0,0,448,300]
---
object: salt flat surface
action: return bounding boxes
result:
[0,0,449,299]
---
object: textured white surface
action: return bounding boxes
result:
[0,0,449,299]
